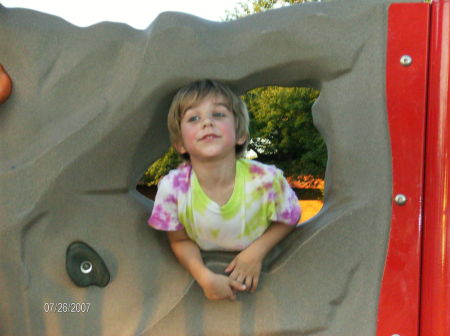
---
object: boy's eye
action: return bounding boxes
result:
[212,112,226,118]
[187,115,200,122]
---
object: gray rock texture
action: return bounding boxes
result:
[0,1,415,335]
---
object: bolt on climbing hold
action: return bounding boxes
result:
[400,55,412,66]
[80,261,93,274]
[394,194,407,205]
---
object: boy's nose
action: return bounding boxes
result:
[202,117,214,127]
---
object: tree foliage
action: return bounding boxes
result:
[225,0,320,20]
[142,0,327,187]
[143,147,182,186]
[244,86,325,180]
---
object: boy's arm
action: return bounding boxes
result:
[225,222,295,292]
[167,229,246,300]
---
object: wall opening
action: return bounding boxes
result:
[136,85,326,223]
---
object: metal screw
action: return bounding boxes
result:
[394,194,407,205]
[80,261,93,274]
[400,55,412,66]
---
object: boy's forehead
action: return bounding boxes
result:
[184,93,231,111]
[209,94,231,107]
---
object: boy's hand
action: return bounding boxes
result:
[225,247,264,293]
[199,271,247,301]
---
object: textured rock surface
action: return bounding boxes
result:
[0,1,414,335]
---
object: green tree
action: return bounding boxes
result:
[244,86,325,182]
[143,147,182,186]
[225,0,320,21]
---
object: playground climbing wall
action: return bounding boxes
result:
[0,0,427,335]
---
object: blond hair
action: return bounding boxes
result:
[167,79,250,160]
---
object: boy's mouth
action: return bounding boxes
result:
[199,134,220,141]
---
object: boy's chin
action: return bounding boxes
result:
[191,151,236,162]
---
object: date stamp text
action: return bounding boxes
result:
[43,302,91,313]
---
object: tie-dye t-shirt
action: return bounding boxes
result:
[148,159,301,251]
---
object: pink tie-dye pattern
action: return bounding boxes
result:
[268,190,277,201]
[250,164,265,177]
[165,194,177,205]
[148,204,173,230]
[280,203,301,225]
[263,182,273,190]
[171,164,191,193]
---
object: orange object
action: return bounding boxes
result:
[0,64,13,103]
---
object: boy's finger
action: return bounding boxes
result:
[225,260,236,273]
[230,279,247,291]
[244,277,252,290]
[228,289,237,301]
[236,273,245,284]
[229,269,239,281]
[251,277,259,292]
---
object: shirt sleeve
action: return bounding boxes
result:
[147,174,184,231]
[269,169,302,226]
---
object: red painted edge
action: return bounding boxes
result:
[420,0,450,335]
[377,3,430,336]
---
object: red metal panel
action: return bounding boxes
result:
[377,3,430,336]
[420,0,450,334]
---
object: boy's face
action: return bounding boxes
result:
[176,94,246,162]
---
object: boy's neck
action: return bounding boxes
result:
[190,155,238,190]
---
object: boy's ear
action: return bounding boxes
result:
[236,134,247,145]
[174,142,187,154]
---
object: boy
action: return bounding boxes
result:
[148,79,301,300]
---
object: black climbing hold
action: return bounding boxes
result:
[66,241,110,287]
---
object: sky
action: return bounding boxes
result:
[1,0,242,29]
